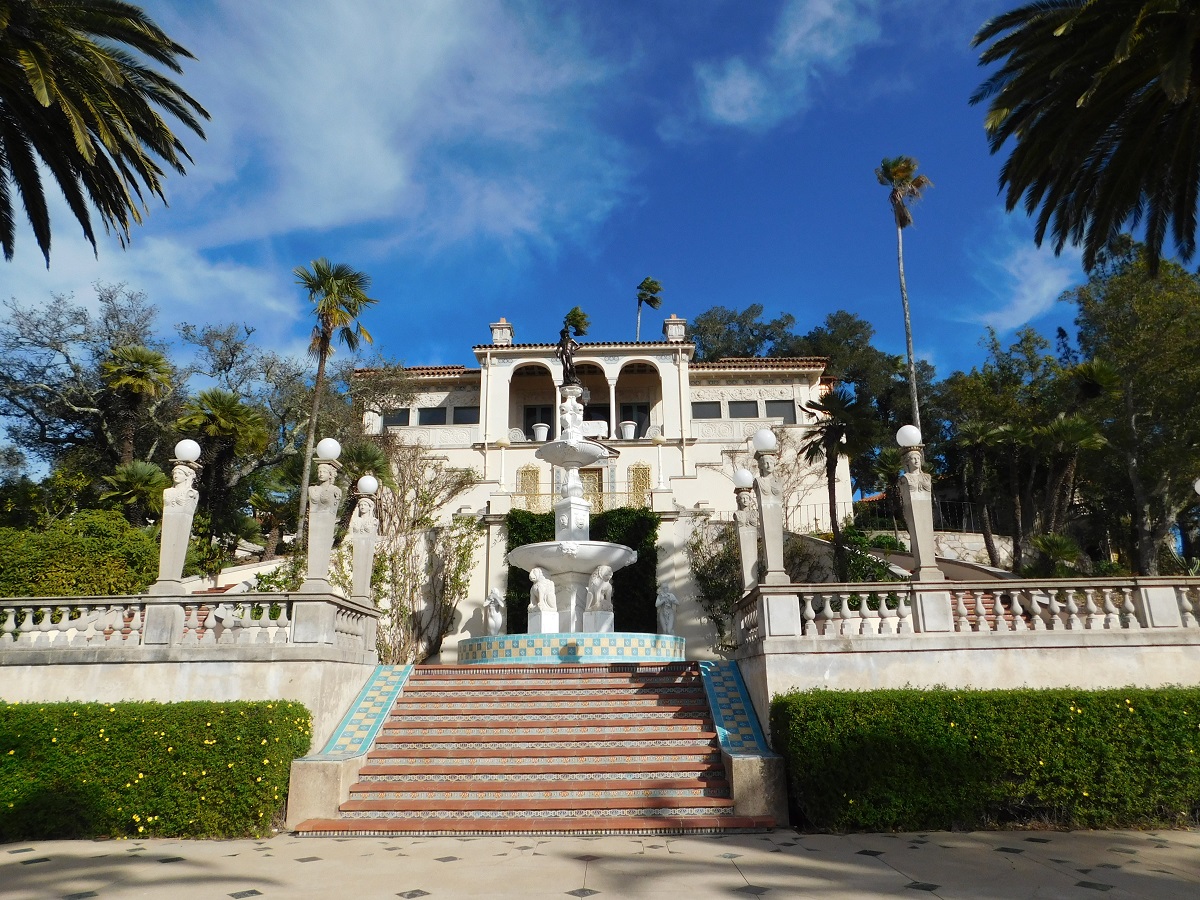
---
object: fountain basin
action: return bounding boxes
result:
[507,540,637,633]
[535,437,608,469]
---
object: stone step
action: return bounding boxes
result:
[378,717,711,733]
[372,733,718,749]
[340,796,736,814]
[363,749,721,765]
[388,698,710,712]
[352,775,727,791]
[294,814,774,835]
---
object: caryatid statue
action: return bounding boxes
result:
[656,585,679,636]
[150,439,203,595]
[303,438,344,591]
[751,429,788,585]
[484,588,506,636]
[896,428,943,583]
[348,475,380,603]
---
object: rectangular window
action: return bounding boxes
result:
[728,400,759,418]
[452,406,480,425]
[765,399,797,424]
[583,404,609,422]
[382,408,410,428]
[524,405,553,436]
[691,401,721,419]
[620,402,650,436]
[418,407,447,425]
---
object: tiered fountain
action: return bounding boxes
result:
[505,383,637,633]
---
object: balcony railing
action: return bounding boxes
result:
[510,481,654,514]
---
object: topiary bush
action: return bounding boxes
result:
[0,700,311,840]
[0,509,157,597]
[771,688,1200,832]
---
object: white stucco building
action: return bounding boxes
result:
[363,313,852,659]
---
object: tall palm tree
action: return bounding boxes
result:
[972,1,1200,273]
[292,259,378,545]
[0,0,209,264]
[101,344,172,464]
[634,277,662,342]
[801,386,865,581]
[876,156,932,432]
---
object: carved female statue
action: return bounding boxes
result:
[484,588,506,636]
[349,496,377,535]
[163,463,200,514]
[529,567,557,611]
[655,586,679,635]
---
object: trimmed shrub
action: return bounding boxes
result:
[771,688,1200,832]
[0,509,157,597]
[0,700,311,840]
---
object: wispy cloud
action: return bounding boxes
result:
[691,0,884,131]
[968,215,1084,331]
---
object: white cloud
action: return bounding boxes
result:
[692,0,883,130]
[970,223,1084,332]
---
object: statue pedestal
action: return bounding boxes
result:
[553,497,592,542]
[583,611,614,633]
[527,608,559,634]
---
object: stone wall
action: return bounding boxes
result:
[870,530,1014,568]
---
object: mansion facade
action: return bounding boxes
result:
[364,314,852,659]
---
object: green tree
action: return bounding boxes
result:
[690,304,798,361]
[0,0,209,264]
[292,259,378,546]
[876,155,932,432]
[100,344,172,464]
[634,276,662,342]
[972,2,1200,273]
[801,386,867,580]
[99,459,168,525]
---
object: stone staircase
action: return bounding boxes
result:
[294,662,774,835]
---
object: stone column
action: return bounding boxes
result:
[149,457,202,596]
[752,437,788,586]
[348,492,378,603]
[302,459,343,593]
[607,377,618,440]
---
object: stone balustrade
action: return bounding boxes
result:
[737,576,1200,644]
[0,592,379,654]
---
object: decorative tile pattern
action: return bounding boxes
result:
[315,665,413,758]
[698,661,770,755]
[457,633,686,664]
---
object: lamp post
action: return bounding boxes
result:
[750,428,787,585]
[652,432,666,489]
[495,437,509,490]
[895,424,951,632]
[302,438,343,592]
[148,439,203,596]
[349,473,379,604]
[732,466,759,591]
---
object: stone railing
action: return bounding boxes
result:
[0,592,379,655]
[737,577,1200,643]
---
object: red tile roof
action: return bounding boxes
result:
[690,357,828,370]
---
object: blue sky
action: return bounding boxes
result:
[5,0,1091,378]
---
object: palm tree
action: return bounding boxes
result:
[100,459,168,524]
[634,277,662,342]
[801,386,865,580]
[336,441,398,533]
[876,156,932,432]
[101,344,172,464]
[972,2,1200,273]
[292,259,378,545]
[0,0,209,264]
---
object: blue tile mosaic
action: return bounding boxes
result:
[456,632,686,664]
[311,664,413,759]
[699,660,770,755]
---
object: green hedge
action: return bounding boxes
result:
[0,509,157,597]
[0,701,311,840]
[503,507,660,633]
[771,688,1200,832]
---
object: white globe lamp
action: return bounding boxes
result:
[357,474,379,496]
[315,437,342,461]
[896,425,922,448]
[174,439,201,462]
[1194,477,1200,497]
[732,467,755,490]
[751,428,777,453]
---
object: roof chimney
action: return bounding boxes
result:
[662,313,686,343]
[490,317,513,347]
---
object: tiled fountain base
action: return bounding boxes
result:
[293,662,774,836]
[456,632,685,664]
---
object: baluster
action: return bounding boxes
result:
[819,593,837,637]
[878,592,896,635]
[860,593,880,636]
[126,605,143,644]
[974,592,988,633]
[36,606,53,644]
[246,604,267,644]
[1064,590,1081,630]
[896,592,913,634]
[53,605,73,643]
[274,603,290,643]
[1102,588,1120,629]
[1083,588,1101,630]
[1045,590,1061,631]
[954,591,970,632]
[1,606,15,643]
[992,593,1009,631]
[199,605,217,644]
[839,593,855,636]
[217,604,239,644]
[1010,593,1029,631]
[1178,586,1197,629]
[182,604,200,643]
[1027,591,1047,631]
[801,594,816,636]
[70,604,92,645]
[1119,587,1140,629]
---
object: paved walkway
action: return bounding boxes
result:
[3,828,1198,899]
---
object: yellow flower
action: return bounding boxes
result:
[1082,791,1089,797]
[137,826,143,833]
